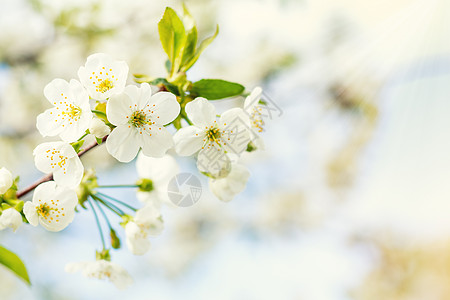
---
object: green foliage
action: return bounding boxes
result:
[190,79,245,100]
[180,25,219,73]
[0,246,30,285]
[150,78,180,96]
[158,5,219,78]
[158,7,187,77]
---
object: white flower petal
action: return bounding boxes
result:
[106,92,133,126]
[36,108,65,137]
[173,126,205,156]
[147,91,180,125]
[125,222,151,255]
[89,118,110,138]
[139,125,174,158]
[106,124,140,162]
[23,202,38,227]
[0,167,13,194]
[136,153,179,184]
[124,83,152,109]
[52,155,84,188]
[185,97,216,128]
[243,86,263,112]
[197,146,231,178]
[209,163,250,202]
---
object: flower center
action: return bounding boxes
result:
[46,149,69,174]
[37,203,51,218]
[206,127,221,143]
[61,104,82,120]
[129,111,148,128]
[251,107,264,133]
[96,79,114,93]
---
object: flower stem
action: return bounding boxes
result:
[77,132,89,141]
[97,192,138,212]
[92,198,113,230]
[91,193,125,216]
[97,185,138,188]
[16,135,108,199]
[87,197,106,250]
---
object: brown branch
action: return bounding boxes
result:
[16,135,108,199]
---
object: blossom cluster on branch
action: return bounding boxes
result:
[0,5,272,288]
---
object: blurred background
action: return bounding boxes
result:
[1,0,450,299]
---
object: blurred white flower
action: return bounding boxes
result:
[37,79,93,142]
[209,163,250,202]
[0,208,22,232]
[125,204,164,255]
[173,97,250,177]
[65,259,133,290]
[0,167,13,194]
[78,53,129,100]
[106,83,180,162]
[23,181,77,232]
[136,153,179,207]
[33,141,84,188]
[243,86,265,150]
[89,117,110,138]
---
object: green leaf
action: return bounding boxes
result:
[151,78,180,96]
[164,60,172,73]
[158,7,186,74]
[181,26,197,68]
[0,246,30,285]
[190,79,245,100]
[181,25,219,72]
[180,4,198,67]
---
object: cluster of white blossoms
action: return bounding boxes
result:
[7,48,269,288]
[0,3,277,289]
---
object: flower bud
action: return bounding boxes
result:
[110,229,121,249]
[0,207,22,232]
[136,178,154,192]
[0,167,13,194]
[89,118,110,139]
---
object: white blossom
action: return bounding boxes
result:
[36,79,93,142]
[106,83,180,162]
[243,86,265,149]
[23,181,78,232]
[136,153,179,207]
[65,259,133,290]
[78,53,129,100]
[173,97,250,177]
[209,163,250,202]
[33,141,84,188]
[125,204,164,255]
[0,208,22,232]
[89,117,110,138]
[0,167,13,194]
